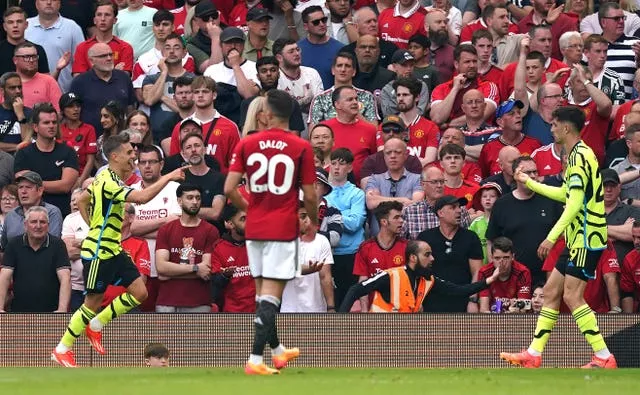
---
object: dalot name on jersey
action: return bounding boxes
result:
[259,140,288,150]
[136,208,168,220]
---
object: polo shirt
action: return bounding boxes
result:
[242,37,274,62]
[72,36,134,75]
[0,202,63,250]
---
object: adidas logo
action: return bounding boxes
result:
[227,256,235,263]
[76,227,83,232]
[544,165,551,170]
[235,16,241,22]
[371,258,379,264]
[383,23,389,28]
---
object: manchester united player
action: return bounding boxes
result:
[440,143,480,208]
[353,201,408,310]
[543,238,621,314]
[168,76,240,173]
[478,99,541,177]
[621,222,640,313]
[566,65,613,166]
[430,44,499,127]
[225,89,318,375]
[377,0,427,49]
[211,204,256,313]
[478,236,532,313]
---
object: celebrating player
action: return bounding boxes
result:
[51,133,187,368]
[500,107,617,369]
[224,89,318,375]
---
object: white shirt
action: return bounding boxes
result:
[277,66,324,114]
[281,234,334,313]
[580,11,640,37]
[132,47,195,88]
[130,180,182,277]
[203,60,260,88]
[61,211,89,291]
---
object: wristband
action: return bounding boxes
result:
[583,80,592,87]
[326,306,335,311]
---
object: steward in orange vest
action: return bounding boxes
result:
[338,239,501,312]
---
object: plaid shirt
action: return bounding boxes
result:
[401,200,471,240]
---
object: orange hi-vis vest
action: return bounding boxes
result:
[369,267,435,313]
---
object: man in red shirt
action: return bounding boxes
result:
[440,143,479,208]
[225,89,318,375]
[73,1,134,76]
[322,86,378,182]
[517,0,577,60]
[353,201,408,310]
[621,222,640,313]
[169,76,240,173]
[478,236,532,313]
[169,0,200,35]
[478,99,541,177]
[472,29,503,88]
[378,0,427,49]
[211,204,256,313]
[430,44,499,127]
[460,3,519,45]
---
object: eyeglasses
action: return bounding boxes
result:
[139,159,161,166]
[201,12,219,22]
[15,54,38,61]
[603,15,626,22]
[381,126,404,134]
[309,16,328,26]
[92,52,114,59]
[445,240,453,254]
[423,179,445,185]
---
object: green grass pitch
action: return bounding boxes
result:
[1,368,639,395]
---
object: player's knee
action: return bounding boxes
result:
[133,287,148,304]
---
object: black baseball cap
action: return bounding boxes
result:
[390,49,415,65]
[247,8,272,22]
[195,1,218,18]
[601,168,620,185]
[59,92,82,109]
[433,195,468,213]
[220,27,245,42]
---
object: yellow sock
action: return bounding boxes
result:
[529,307,559,354]
[94,293,141,328]
[572,304,607,353]
[60,304,96,348]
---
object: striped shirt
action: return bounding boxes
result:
[594,68,626,106]
[605,35,640,99]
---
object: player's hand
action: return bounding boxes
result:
[537,239,554,260]
[513,165,531,184]
[53,309,67,313]
[301,259,325,275]
[226,49,242,68]
[452,74,466,91]
[222,266,237,278]
[545,4,564,25]
[166,165,190,182]
[486,265,501,284]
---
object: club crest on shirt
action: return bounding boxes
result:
[402,23,413,33]
[414,129,424,138]
[393,255,403,266]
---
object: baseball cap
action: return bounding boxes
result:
[180,118,202,130]
[433,195,468,213]
[247,8,273,22]
[390,49,415,65]
[496,99,524,119]
[15,171,43,187]
[601,168,620,185]
[220,27,245,42]
[195,1,218,18]
[59,92,82,109]
[381,115,406,130]
[315,167,332,195]
[471,182,503,211]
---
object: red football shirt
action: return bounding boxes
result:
[169,113,240,174]
[459,18,519,44]
[378,6,428,49]
[610,100,635,141]
[101,236,151,307]
[431,161,483,184]
[431,78,500,122]
[353,237,408,277]
[478,135,542,177]
[480,65,503,90]
[478,260,531,308]
[170,6,187,35]
[375,116,439,161]
[571,100,609,166]
[621,249,640,312]
[61,122,97,175]
[517,11,578,61]
[531,143,562,177]
[500,58,568,101]
[72,36,134,74]
[143,0,175,9]
[444,180,480,209]
[155,218,220,307]
[322,117,377,182]
[228,128,317,241]
[543,239,621,313]
[211,237,256,313]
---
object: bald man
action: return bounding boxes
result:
[460,89,500,161]
[352,35,396,93]
[482,145,521,194]
[69,42,136,135]
[340,8,398,68]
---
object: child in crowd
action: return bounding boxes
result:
[144,343,170,367]
[469,182,502,264]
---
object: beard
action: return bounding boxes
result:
[429,29,449,47]
[260,80,278,91]
[183,206,200,216]
[414,263,432,278]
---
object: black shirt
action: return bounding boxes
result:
[162,154,220,175]
[353,66,396,94]
[417,227,483,312]
[605,138,628,168]
[3,234,70,312]
[14,142,79,217]
[341,40,398,69]
[184,168,225,208]
[0,40,49,75]
[239,95,305,133]
[486,192,564,283]
[481,172,513,195]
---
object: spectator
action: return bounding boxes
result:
[478,99,541,178]
[486,155,563,282]
[430,44,499,127]
[162,118,220,174]
[144,342,170,367]
[168,76,241,174]
[483,5,525,67]
[582,34,625,109]
[211,204,256,313]
[469,182,502,263]
[298,6,346,89]
[326,148,366,308]
[0,185,18,242]
[313,167,343,248]
[281,201,335,312]
[12,42,61,111]
[24,0,83,92]
[425,0,462,46]
[72,0,134,77]
[14,103,79,217]
[377,0,427,49]
[262,0,305,41]
[424,9,454,83]
[95,101,126,168]
[481,145,520,194]
[471,29,503,92]
[243,8,275,61]
[602,168,640,264]
[559,31,583,68]
[612,126,640,201]
[310,124,334,170]
[531,141,562,178]
[380,50,429,118]
[608,105,640,167]
[170,0,200,36]
[321,86,377,182]
[433,127,484,184]
[418,195,483,312]
[126,111,154,147]
[157,75,195,154]
[0,7,49,75]
[155,183,220,312]
[565,0,593,23]
[517,0,578,61]
[61,187,89,311]
[407,34,438,93]
[0,72,30,153]
[186,1,224,73]
[460,3,519,45]
[59,93,97,190]
[531,281,544,313]
[621,221,640,313]
[440,143,479,208]
[459,88,501,161]
[352,35,395,95]
[325,0,356,45]
[113,0,157,59]
[69,43,136,135]
[478,236,532,313]
[580,0,640,38]
[340,7,398,68]
[0,206,70,312]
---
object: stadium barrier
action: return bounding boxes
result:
[1,313,639,367]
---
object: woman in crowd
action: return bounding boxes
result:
[126,110,154,147]
[242,96,268,137]
[0,184,19,239]
[96,101,126,168]
[59,94,97,190]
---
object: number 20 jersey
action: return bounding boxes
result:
[229,128,317,242]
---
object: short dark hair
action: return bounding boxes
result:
[301,5,323,22]
[180,131,203,148]
[552,106,586,133]
[176,183,202,198]
[405,239,424,262]
[164,32,185,47]
[624,123,640,141]
[332,52,355,68]
[310,123,334,139]
[172,75,193,91]
[511,155,535,174]
[482,4,499,20]
[472,28,493,45]
[408,34,430,49]
[0,72,20,89]
[153,9,174,24]
[529,24,551,39]
[330,147,354,164]
[374,201,404,223]
[633,219,640,229]
[491,236,514,254]
[103,133,130,160]
[221,203,240,222]
[95,0,118,17]
[272,38,296,56]
[13,41,37,55]
[266,89,295,120]
[144,343,169,359]
[526,51,546,65]
[439,143,466,160]
[393,77,422,99]
[454,44,477,62]
[139,145,163,161]
[331,85,355,105]
[599,2,621,21]
[31,102,57,124]
[256,56,279,69]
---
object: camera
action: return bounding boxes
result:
[513,299,532,311]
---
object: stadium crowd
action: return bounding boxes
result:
[0,0,639,315]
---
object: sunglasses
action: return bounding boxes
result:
[381,126,404,134]
[201,12,219,22]
[310,16,328,26]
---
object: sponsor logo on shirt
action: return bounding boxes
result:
[136,208,168,220]
[55,160,65,167]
